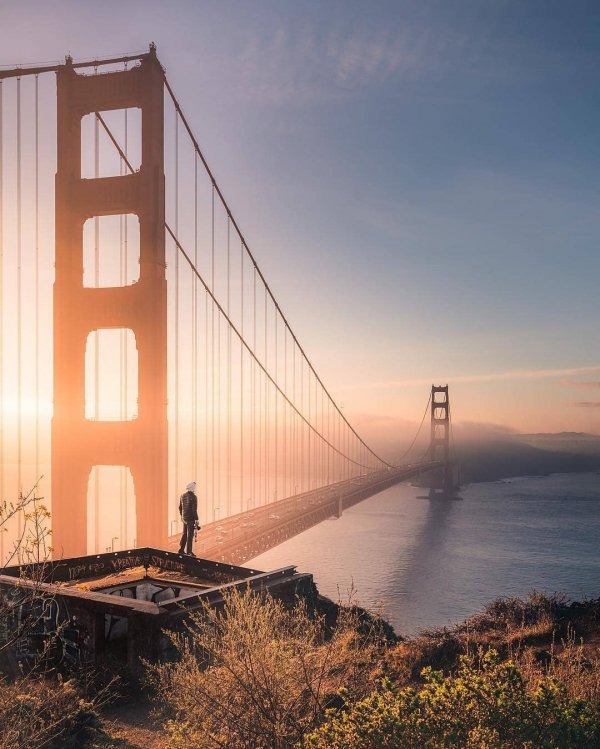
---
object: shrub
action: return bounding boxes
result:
[0,487,113,749]
[149,587,385,749]
[305,649,600,749]
[462,592,568,634]
[0,674,104,749]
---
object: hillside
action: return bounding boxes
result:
[457,435,600,484]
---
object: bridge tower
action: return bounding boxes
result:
[51,49,167,557]
[429,384,455,497]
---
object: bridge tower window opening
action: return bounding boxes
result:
[81,108,141,179]
[83,214,140,288]
[85,328,138,422]
[87,465,136,554]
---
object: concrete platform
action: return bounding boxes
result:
[0,547,312,675]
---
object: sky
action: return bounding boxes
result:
[1,0,599,438]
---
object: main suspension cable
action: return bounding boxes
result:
[397,391,432,463]
[94,111,388,471]
[167,224,376,469]
[162,78,392,469]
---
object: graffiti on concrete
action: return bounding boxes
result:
[66,554,146,581]
[9,592,81,667]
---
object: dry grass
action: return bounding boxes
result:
[148,588,388,749]
[385,592,600,699]
[0,673,104,749]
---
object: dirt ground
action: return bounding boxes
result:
[100,698,165,749]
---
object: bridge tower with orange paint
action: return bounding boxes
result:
[51,47,167,557]
[429,384,457,497]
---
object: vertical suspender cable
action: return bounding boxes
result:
[346,416,350,479]
[317,383,320,487]
[320,387,324,488]
[252,265,257,510]
[211,185,215,519]
[216,311,221,520]
[123,104,129,544]
[119,105,125,547]
[239,240,244,514]
[310,370,313,489]
[0,80,3,554]
[316,378,319,486]
[16,77,22,510]
[216,211,222,521]
[327,397,331,485]
[119,165,124,544]
[307,368,311,490]
[216,278,221,519]
[345,414,348,480]
[205,287,209,512]
[313,377,317,487]
[293,342,297,493]
[174,109,179,502]
[315,381,318,487]
[93,104,100,551]
[322,387,325,484]
[337,409,341,483]
[227,221,231,517]
[264,285,268,504]
[204,192,209,512]
[34,75,40,482]
[274,309,278,500]
[283,326,287,498]
[256,284,263,504]
[300,356,304,492]
[192,154,198,490]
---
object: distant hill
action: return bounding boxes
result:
[456,436,600,484]
[518,432,600,456]
[388,427,600,485]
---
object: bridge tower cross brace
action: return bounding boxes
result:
[51,51,167,557]
[429,384,454,497]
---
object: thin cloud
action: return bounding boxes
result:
[570,401,600,408]
[350,366,600,391]
[559,380,600,389]
[208,18,472,105]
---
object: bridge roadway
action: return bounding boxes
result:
[167,462,443,566]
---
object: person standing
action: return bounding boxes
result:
[178,481,199,556]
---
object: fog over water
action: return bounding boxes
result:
[252,473,600,635]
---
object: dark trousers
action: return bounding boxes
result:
[179,521,195,554]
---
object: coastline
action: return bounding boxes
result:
[252,473,600,636]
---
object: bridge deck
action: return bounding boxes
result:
[168,462,442,565]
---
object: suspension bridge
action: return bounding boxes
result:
[0,46,457,565]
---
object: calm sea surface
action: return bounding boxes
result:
[251,473,600,636]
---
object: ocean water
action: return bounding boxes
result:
[251,472,600,636]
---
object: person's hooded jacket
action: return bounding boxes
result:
[179,491,198,523]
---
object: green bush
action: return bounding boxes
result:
[305,649,600,749]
